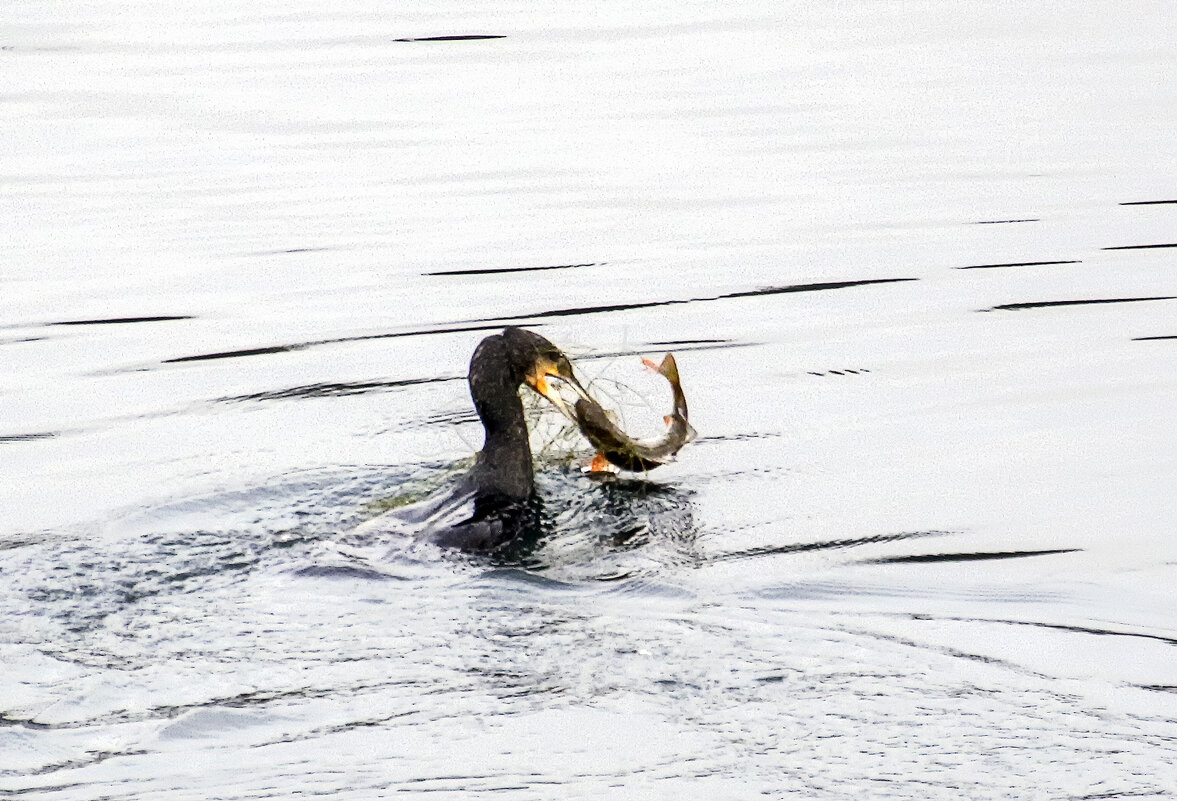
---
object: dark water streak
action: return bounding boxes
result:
[45,316,194,326]
[863,548,1080,565]
[154,278,910,367]
[488,277,919,322]
[956,260,1080,270]
[393,35,507,43]
[425,262,600,276]
[983,296,1177,311]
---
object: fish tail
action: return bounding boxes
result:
[641,353,680,382]
[657,353,679,383]
[646,352,689,425]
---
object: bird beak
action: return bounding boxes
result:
[529,371,575,421]
[526,359,593,421]
[557,372,594,403]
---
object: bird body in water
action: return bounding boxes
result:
[400,327,589,553]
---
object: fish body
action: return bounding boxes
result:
[574,353,696,473]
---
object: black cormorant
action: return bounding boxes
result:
[425,326,589,552]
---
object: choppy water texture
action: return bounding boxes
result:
[3,1,1177,798]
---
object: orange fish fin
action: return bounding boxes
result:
[584,452,620,475]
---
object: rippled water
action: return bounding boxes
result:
[4,1,1177,798]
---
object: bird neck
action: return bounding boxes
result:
[476,395,534,498]
[467,333,536,500]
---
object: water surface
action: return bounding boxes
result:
[3,1,1177,798]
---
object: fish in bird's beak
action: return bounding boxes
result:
[526,354,593,421]
[573,352,695,473]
